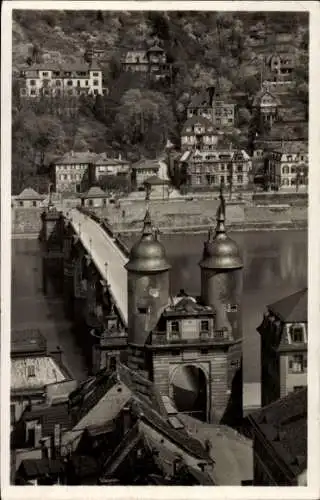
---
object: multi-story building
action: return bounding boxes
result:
[53,152,131,193]
[247,387,307,486]
[187,89,235,128]
[183,148,251,191]
[266,142,308,190]
[252,87,282,128]
[257,288,308,408]
[181,116,219,151]
[18,61,105,98]
[131,159,160,189]
[120,43,171,80]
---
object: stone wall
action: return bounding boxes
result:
[12,207,43,236]
[252,192,308,206]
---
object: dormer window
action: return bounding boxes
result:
[27,365,36,378]
[290,325,304,343]
[200,320,209,332]
[170,320,180,337]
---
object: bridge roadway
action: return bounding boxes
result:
[64,208,128,326]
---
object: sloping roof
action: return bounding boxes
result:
[11,329,47,356]
[11,356,68,392]
[268,288,308,323]
[272,142,308,155]
[16,188,44,200]
[21,401,72,437]
[252,89,282,107]
[181,115,216,135]
[55,152,97,165]
[20,62,102,72]
[131,159,160,171]
[18,458,64,479]
[144,175,169,186]
[82,186,108,198]
[249,388,307,477]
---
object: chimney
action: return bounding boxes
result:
[122,406,132,435]
[34,423,42,448]
[118,153,122,161]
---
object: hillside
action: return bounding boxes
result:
[11,10,309,194]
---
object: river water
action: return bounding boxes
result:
[12,229,307,400]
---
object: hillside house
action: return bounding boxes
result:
[183,148,251,191]
[266,142,308,190]
[120,43,171,80]
[265,52,295,83]
[94,155,131,182]
[181,116,219,151]
[131,159,160,189]
[252,87,282,127]
[18,61,106,98]
[187,90,235,128]
[13,188,45,208]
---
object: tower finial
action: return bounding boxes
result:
[142,208,153,236]
[216,181,226,235]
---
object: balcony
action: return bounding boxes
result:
[150,329,231,346]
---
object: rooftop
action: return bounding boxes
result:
[20,61,102,72]
[249,388,307,477]
[81,186,108,199]
[11,356,69,392]
[268,288,308,323]
[15,188,45,200]
[131,159,160,171]
[182,115,217,134]
[163,295,214,317]
[11,329,47,356]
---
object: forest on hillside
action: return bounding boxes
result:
[12,10,309,194]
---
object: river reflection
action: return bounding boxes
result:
[126,230,308,385]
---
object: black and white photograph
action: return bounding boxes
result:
[1,1,319,495]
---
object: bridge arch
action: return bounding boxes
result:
[169,363,209,422]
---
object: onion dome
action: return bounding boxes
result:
[125,209,171,273]
[199,186,243,270]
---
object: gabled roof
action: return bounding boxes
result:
[268,288,308,323]
[248,388,307,478]
[21,401,72,438]
[17,458,64,480]
[11,356,69,393]
[82,186,108,198]
[131,159,160,170]
[252,88,282,107]
[181,115,216,135]
[16,188,44,200]
[164,296,214,317]
[11,328,47,356]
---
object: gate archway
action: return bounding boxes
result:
[170,364,208,422]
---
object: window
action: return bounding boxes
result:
[226,304,238,313]
[290,325,304,343]
[77,80,81,87]
[94,89,98,95]
[67,80,73,86]
[282,166,289,174]
[32,201,37,207]
[109,356,117,371]
[237,165,243,173]
[42,72,48,77]
[170,320,180,333]
[138,306,148,314]
[27,365,36,377]
[294,386,304,392]
[196,175,201,185]
[289,354,306,373]
[92,72,99,76]
[200,320,209,332]
[93,80,99,86]
[88,199,93,207]
[237,175,243,184]
[220,176,225,184]
[85,80,89,86]
[19,201,24,207]
[30,89,36,95]
[30,80,36,86]
[56,89,61,96]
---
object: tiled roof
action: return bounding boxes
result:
[20,61,102,72]
[103,422,141,476]
[272,142,308,155]
[131,159,160,170]
[17,458,64,479]
[268,288,308,323]
[11,329,47,356]
[22,401,72,438]
[55,151,98,165]
[11,356,68,392]
[16,188,44,200]
[83,186,108,198]
[252,89,282,107]
[181,115,216,134]
[144,175,169,186]
[249,388,307,477]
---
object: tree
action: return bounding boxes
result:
[99,175,131,194]
[237,108,252,127]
